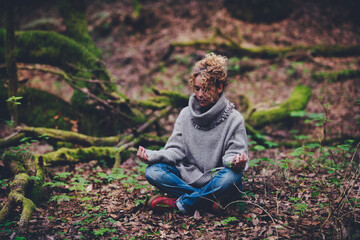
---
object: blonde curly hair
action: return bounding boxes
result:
[188,52,228,91]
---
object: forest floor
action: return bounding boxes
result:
[1,0,360,239]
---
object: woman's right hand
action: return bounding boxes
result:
[137,146,149,162]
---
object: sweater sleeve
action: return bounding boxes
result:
[145,114,186,165]
[222,118,249,171]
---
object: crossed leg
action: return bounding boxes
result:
[145,163,243,214]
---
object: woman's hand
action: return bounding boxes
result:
[230,150,247,170]
[137,146,149,162]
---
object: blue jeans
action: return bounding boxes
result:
[145,163,243,214]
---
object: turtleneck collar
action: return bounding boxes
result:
[189,93,234,131]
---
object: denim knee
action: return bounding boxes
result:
[145,163,178,183]
[214,168,243,191]
[145,163,162,183]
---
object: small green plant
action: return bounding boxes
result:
[221,216,238,226]
[290,61,304,68]
[293,202,309,215]
[49,194,72,203]
[285,68,295,76]
[0,178,9,187]
[43,180,68,188]
[69,174,90,193]
[93,227,116,237]
[105,217,117,224]
[289,196,301,203]
[228,57,241,72]
[134,198,146,206]
[14,237,27,240]
[290,110,330,127]
[54,171,72,179]
[136,162,148,175]
[0,220,16,235]
[6,96,23,105]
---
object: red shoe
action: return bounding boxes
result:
[211,202,225,215]
[148,195,177,211]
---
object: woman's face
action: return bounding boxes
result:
[194,75,223,108]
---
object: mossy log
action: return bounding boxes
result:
[171,28,360,58]
[136,89,189,110]
[312,69,360,82]
[247,85,312,128]
[19,126,121,147]
[38,146,120,166]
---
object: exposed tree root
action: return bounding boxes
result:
[0,155,37,234]
[171,27,360,58]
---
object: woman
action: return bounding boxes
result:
[137,53,249,214]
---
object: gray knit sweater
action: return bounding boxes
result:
[145,93,249,187]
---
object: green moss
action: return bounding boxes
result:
[30,156,45,204]
[40,146,119,165]
[2,151,27,175]
[311,44,360,57]
[0,29,114,92]
[0,202,12,223]
[312,69,360,82]
[57,0,102,58]
[157,90,189,108]
[18,87,79,130]
[248,85,312,128]
[9,173,30,197]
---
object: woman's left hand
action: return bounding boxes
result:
[230,151,247,170]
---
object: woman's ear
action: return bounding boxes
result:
[217,84,223,95]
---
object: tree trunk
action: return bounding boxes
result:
[5,1,18,127]
[57,0,102,59]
